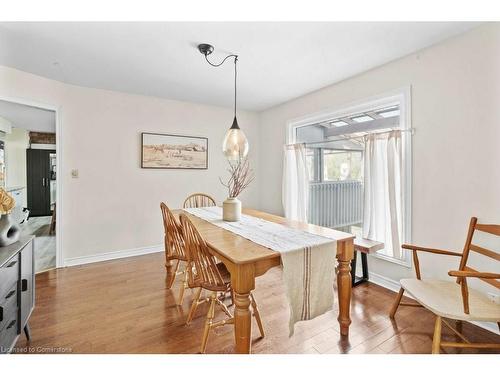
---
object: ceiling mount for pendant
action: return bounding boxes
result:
[197,43,214,56]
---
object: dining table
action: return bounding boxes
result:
[170,208,355,354]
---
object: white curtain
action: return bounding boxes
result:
[362,131,403,259]
[282,144,309,222]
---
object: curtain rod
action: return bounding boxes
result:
[288,128,415,147]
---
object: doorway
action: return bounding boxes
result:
[0,99,59,273]
[27,149,56,216]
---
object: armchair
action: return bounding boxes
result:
[389,217,500,354]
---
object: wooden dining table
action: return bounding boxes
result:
[170,208,355,354]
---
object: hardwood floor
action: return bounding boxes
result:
[14,252,500,354]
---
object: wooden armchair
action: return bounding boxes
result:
[390,217,500,354]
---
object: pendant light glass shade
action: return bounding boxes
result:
[222,116,249,161]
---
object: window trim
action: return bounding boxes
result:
[286,87,412,267]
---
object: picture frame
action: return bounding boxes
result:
[141,132,208,169]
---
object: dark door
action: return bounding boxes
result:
[26,149,53,217]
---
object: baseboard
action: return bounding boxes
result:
[368,271,500,336]
[368,271,402,293]
[63,244,163,267]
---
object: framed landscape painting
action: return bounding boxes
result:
[141,132,208,169]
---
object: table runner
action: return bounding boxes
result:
[183,206,337,335]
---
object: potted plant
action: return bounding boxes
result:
[219,157,254,222]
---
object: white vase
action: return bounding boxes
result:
[223,197,241,222]
[0,213,21,247]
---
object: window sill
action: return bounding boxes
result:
[371,252,412,268]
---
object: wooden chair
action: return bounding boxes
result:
[160,202,190,305]
[390,217,500,354]
[179,213,264,353]
[183,193,216,209]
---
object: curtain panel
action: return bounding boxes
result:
[362,130,403,259]
[282,144,309,222]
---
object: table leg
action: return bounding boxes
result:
[337,238,353,336]
[231,264,255,354]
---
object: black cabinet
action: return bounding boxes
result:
[0,237,35,354]
[27,149,55,217]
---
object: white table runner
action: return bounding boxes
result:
[183,206,337,335]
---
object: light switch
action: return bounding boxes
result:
[71,169,79,178]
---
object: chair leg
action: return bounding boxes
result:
[166,259,180,288]
[177,269,189,306]
[186,287,203,325]
[230,289,235,307]
[200,292,216,354]
[250,293,265,338]
[389,287,405,318]
[432,316,442,354]
[217,298,233,319]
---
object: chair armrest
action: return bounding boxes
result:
[402,244,462,280]
[402,244,462,257]
[447,270,500,315]
[448,270,500,279]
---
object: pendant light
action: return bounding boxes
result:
[198,43,249,161]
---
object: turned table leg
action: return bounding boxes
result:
[231,264,255,354]
[337,238,354,336]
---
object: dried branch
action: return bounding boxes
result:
[219,157,254,198]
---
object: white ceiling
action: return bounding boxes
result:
[0,22,480,111]
[0,100,56,132]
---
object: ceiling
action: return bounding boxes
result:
[0,22,480,111]
[0,100,56,132]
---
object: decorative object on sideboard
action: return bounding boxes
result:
[141,132,208,169]
[197,43,249,161]
[219,158,254,222]
[0,188,21,247]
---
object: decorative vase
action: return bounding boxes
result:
[0,213,21,247]
[223,197,241,222]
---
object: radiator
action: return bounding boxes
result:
[308,181,363,229]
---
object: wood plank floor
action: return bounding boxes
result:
[15,252,500,354]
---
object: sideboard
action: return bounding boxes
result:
[0,236,35,354]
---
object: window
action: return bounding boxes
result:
[350,115,373,123]
[322,149,363,182]
[305,148,316,182]
[289,88,412,266]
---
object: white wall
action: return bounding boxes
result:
[258,23,500,290]
[5,127,29,205]
[0,66,261,264]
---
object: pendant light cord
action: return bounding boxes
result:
[204,53,239,117]
[234,56,237,117]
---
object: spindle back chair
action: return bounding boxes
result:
[179,213,264,353]
[183,193,216,209]
[160,202,190,305]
